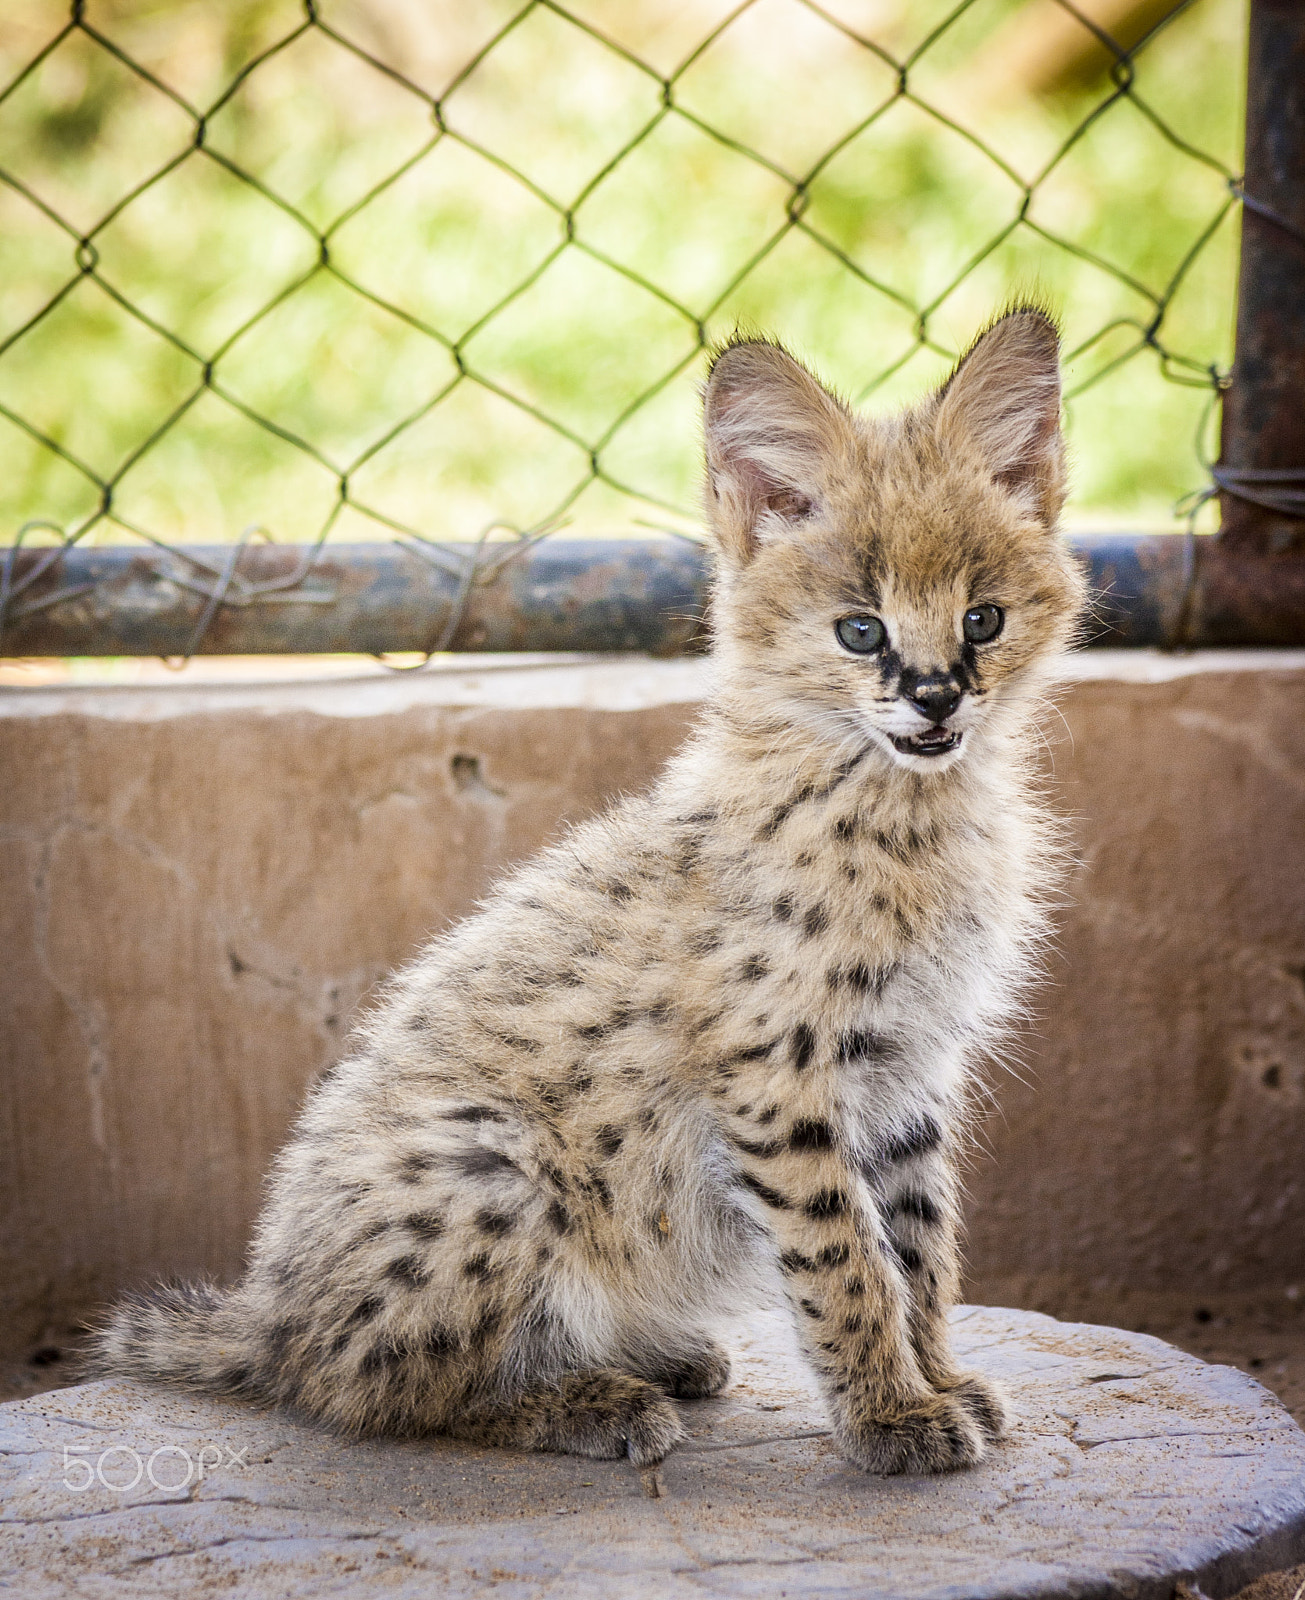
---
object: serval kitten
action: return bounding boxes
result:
[91,307,1085,1475]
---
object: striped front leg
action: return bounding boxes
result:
[870,1111,1009,1442]
[726,1106,989,1474]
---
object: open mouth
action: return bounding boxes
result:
[890,727,962,759]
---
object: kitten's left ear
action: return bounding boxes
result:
[935,307,1065,526]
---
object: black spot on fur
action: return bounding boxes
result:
[781,1249,816,1274]
[827,963,894,998]
[690,929,722,956]
[732,1133,784,1159]
[453,1147,521,1180]
[531,1079,568,1114]
[541,1160,570,1193]
[801,903,829,939]
[738,1171,792,1210]
[844,1275,865,1297]
[475,1208,515,1237]
[267,1319,298,1357]
[473,1304,504,1340]
[730,1037,778,1067]
[398,1152,437,1183]
[798,1297,824,1320]
[596,1125,624,1159]
[606,880,633,902]
[817,1241,850,1268]
[577,1007,633,1041]
[545,1199,573,1234]
[833,814,857,842]
[344,1295,384,1328]
[871,828,909,863]
[790,1023,817,1073]
[772,894,795,923]
[893,1242,924,1274]
[890,1191,942,1225]
[361,1337,405,1376]
[463,1253,496,1282]
[738,954,770,983]
[758,783,815,840]
[484,1026,542,1053]
[405,1211,446,1241]
[589,1172,613,1209]
[879,1115,943,1165]
[423,1324,459,1360]
[444,1105,507,1124]
[386,1254,430,1287]
[837,1028,896,1064]
[789,1118,836,1152]
[805,1189,849,1219]
[756,1103,780,1124]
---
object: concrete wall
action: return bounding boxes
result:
[3,652,1303,1357]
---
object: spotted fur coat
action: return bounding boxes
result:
[91,306,1086,1475]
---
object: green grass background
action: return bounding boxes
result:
[0,0,1245,555]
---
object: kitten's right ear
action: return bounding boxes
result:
[702,339,851,563]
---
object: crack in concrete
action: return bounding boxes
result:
[118,1525,385,1571]
[676,1427,831,1456]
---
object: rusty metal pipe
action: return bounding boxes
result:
[0,534,1260,656]
[1203,0,1305,644]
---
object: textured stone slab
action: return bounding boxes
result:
[2,1307,1304,1599]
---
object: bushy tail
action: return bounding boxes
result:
[84,1280,261,1398]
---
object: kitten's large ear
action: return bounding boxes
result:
[703,339,851,563]
[935,307,1065,526]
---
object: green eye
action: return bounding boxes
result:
[962,604,1003,644]
[836,615,886,654]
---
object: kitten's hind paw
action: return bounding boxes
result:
[945,1371,1010,1441]
[630,1338,732,1399]
[835,1390,986,1475]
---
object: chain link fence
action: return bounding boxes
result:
[0,0,1244,656]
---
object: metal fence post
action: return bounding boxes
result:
[1202,0,1305,644]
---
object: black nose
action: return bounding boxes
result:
[906,676,962,723]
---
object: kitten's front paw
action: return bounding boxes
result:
[835,1390,986,1475]
[944,1371,1010,1441]
[556,1371,686,1467]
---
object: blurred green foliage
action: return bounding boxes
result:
[0,0,1244,554]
